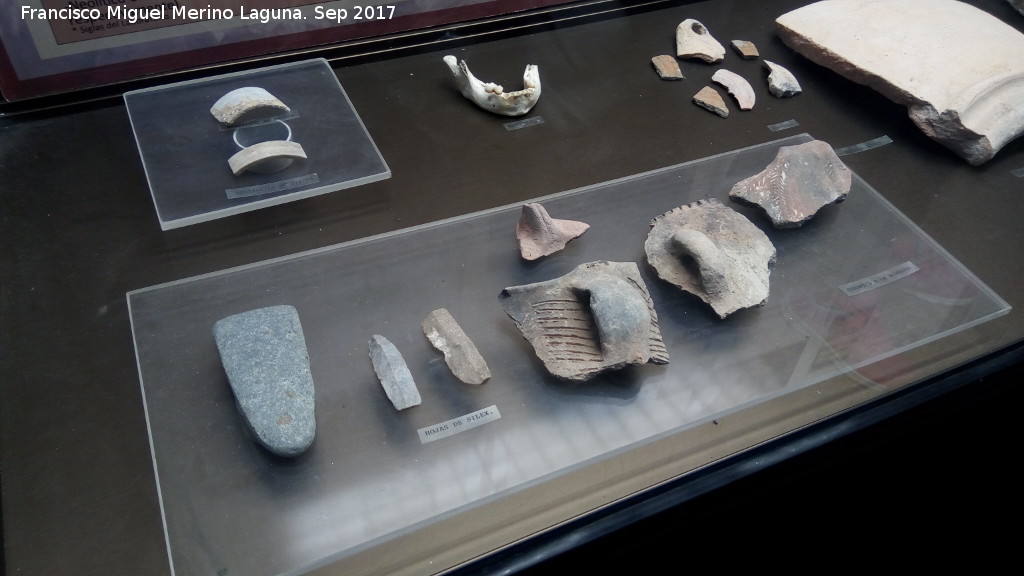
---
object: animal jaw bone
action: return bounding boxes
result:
[443,55,541,116]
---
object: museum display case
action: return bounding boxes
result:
[2,1,1023,575]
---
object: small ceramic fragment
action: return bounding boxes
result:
[369,335,421,410]
[693,86,729,118]
[499,261,669,381]
[676,19,726,63]
[763,60,802,98]
[210,87,290,126]
[731,40,760,59]
[443,55,541,116]
[651,55,684,80]
[213,305,316,457]
[422,308,491,385]
[645,199,776,319]
[516,202,590,260]
[776,0,1024,165]
[729,140,852,228]
[712,69,755,110]
[228,140,307,176]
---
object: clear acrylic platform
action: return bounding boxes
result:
[127,134,1009,576]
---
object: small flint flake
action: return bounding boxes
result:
[422,308,491,385]
[369,335,421,410]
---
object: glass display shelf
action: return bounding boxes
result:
[126,133,1009,576]
[124,58,390,231]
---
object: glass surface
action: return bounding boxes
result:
[127,134,1010,576]
[123,58,390,230]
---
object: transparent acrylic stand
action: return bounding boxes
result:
[127,134,1009,576]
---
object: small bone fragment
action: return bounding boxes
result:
[645,199,776,319]
[693,86,729,118]
[211,87,290,126]
[763,60,802,98]
[729,140,852,228]
[712,69,756,110]
[442,55,541,116]
[731,40,760,59]
[499,261,669,381]
[776,0,1024,165]
[422,308,491,385]
[516,202,590,260]
[369,335,421,410]
[228,140,307,176]
[651,55,684,80]
[213,305,316,457]
[676,19,726,63]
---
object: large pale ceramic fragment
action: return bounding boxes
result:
[676,19,726,63]
[213,305,316,457]
[228,140,307,175]
[645,199,775,319]
[516,202,589,260]
[442,55,541,116]
[210,87,290,126]
[763,60,802,98]
[499,261,669,381]
[729,140,851,228]
[693,86,729,118]
[776,0,1024,165]
[712,69,755,110]
[369,335,421,410]
[651,55,684,80]
[422,308,491,385]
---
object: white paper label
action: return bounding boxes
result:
[839,261,919,296]
[418,405,501,444]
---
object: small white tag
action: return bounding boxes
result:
[418,405,501,444]
[840,261,919,296]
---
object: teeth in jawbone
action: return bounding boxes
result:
[443,55,541,116]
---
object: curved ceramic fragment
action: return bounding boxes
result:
[693,86,729,118]
[369,335,421,410]
[228,140,307,176]
[499,261,669,381]
[213,305,316,457]
[422,308,491,385]
[763,60,802,98]
[442,55,541,116]
[651,55,684,80]
[776,0,1024,165]
[516,202,590,260]
[676,19,726,63]
[731,40,760,59]
[645,199,776,319]
[712,69,755,110]
[729,140,852,228]
[211,87,290,126]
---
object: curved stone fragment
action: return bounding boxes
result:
[369,335,421,410]
[776,0,1024,165]
[676,19,726,63]
[211,87,290,126]
[731,40,760,59]
[645,199,776,319]
[712,69,755,110]
[693,86,729,118]
[516,202,590,260]
[729,140,852,228]
[442,55,541,116]
[651,55,684,80]
[213,305,316,457]
[422,308,491,385]
[763,60,802,98]
[228,140,307,176]
[499,261,669,381]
